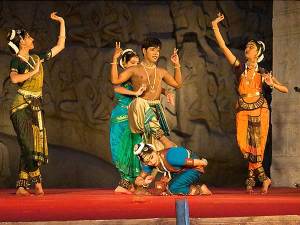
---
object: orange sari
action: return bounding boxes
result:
[235,66,269,185]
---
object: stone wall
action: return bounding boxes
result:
[0,1,273,187]
[272,1,300,187]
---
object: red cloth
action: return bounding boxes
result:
[0,188,300,222]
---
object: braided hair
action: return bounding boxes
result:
[7,29,28,54]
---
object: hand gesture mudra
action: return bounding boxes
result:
[135,86,146,97]
[113,42,123,60]
[50,12,64,22]
[264,73,274,87]
[211,12,225,27]
[166,92,175,106]
[171,48,180,66]
[144,175,154,184]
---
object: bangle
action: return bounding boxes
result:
[110,62,118,65]
[174,64,181,69]
[185,158,194,167]
[142,183,149,188]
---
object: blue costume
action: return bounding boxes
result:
[141,146,203,195]
[110,82,142,188]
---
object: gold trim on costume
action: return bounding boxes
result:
[19,171,29,180]
[238,95,265,111]
[240,92,261,98]
[247,116,261,148]
[185,158,194,167]
[10,103,29,114]
[146,99,161,106]
[32,125,44,155]
[18,89,42,98]
[37,111,43,130]
[29,169,41,178]
[111,115,128,124]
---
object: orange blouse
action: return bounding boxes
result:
[238,72,262,96]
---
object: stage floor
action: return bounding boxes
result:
[0,188,300,222]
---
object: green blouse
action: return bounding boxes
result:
[10,50,52,112]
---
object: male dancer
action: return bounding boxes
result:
[111,38,182,151]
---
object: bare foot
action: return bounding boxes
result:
[114,186,132,195]
[199,184,213,195]
[261,178,271,194]
[246,186,254,194]
[16,187,30,196]
[129,185,136,193]
[134,187,151,195]
[35,183,44,196]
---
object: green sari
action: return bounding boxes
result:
[110,82,142,188]
[10,50,51,188]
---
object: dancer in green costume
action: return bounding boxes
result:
[7,12,65,196]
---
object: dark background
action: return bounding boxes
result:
[0,1,273,188]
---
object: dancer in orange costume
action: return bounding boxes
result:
[212,13,288,194]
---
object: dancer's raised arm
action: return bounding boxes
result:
[49,12,65,58]
[162,48,182,89]
[211,13,239,67]
[264,73,289,93]
[110,42,134,85]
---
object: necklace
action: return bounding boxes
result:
[141,61,156,69]
[141,63,157,93]
[243,63,258,86]
[158,155,171,180]
[17,54,36,70]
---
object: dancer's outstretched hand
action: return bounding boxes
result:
[50,12,64,22]
[135,86,146,97]
[171,48,180,66]
[211,12,224,27]
[144,175,154,185]
[113,42,123,60]
[166,91,175,106]
[264,73,274,87]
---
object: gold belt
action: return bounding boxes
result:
[146,99,161,106]
[10,103,29,114]
[240,92,261,98]
[18,89,42,98]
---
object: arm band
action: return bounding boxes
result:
[185,158,194,167]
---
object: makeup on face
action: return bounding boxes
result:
[245,42,258,59]
[126,56,139,68]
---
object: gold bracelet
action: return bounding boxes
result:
[142,182,149,188]
[174,65,181,69]
[110,62,118,65]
